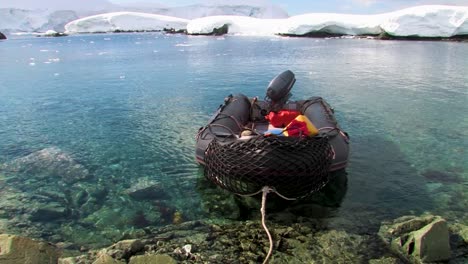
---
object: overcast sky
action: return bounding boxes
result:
[0,0,467,15]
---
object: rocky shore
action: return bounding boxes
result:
[0,32,6,40]
[1,214,466,264]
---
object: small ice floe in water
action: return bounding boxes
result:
[153,50,158,53]
[175,43,192,47]
[54,73,60,76]
[421,169,462,183]
[29,62,36,66]
[135,42,141,44]
[49,58,60,62]
[98,52,107,55]
[40,49,49,52]
[104,38,111,41]
[90,41,95,44]
[119,75,125,79]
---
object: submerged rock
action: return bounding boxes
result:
[420,169,462,183]
[379,215,451,263]
[125,177,168,200]
[29,202,69,221]
[2,147,90,183]
[0,234,60,264]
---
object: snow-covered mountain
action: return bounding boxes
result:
[0,9,78,33]
[0,3,288,33]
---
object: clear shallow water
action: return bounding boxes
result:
[0,33,467,247]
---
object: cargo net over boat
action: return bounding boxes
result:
[202,70,336,199]
[204,135,333,199]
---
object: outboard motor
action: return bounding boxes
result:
[265,70,296,112]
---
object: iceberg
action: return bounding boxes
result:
[187,5,468,38]
[65,12,189,33]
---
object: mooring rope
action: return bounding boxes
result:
[261,186,274,264]
[237,186,297,264]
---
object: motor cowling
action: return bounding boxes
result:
[265,70,295,112]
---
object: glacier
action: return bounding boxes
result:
[188,5,468,38]
[64,12,189,33]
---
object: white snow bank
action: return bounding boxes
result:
[187,5,468,37]
[381,5,468,37]
[187,16,284,36]
[278,13,384,36]
[65,12,189,33]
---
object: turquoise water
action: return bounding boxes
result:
[0,33,467,247]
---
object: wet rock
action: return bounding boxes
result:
[0,32,6,40]
[0,234,60,264]
[449,222,468,260]
[125,177,168,200]
[310,230,368,263]
[379,215,451,263]
[2,147,90,183]
[30,202,69,221]
[369,257,404,264]
[92,253,124,264]
[129,254,176,264]
[58,257,77,264]
[105,239,145,261]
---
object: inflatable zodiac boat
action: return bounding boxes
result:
[196,70,350,198]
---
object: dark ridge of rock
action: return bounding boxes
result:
[0,32,6,40]
[39,32,68,37]
[189,24,229,36]
[377,32,468,42]
[280,31,356,38]
[163,27,187,34]
[277,31,468,42]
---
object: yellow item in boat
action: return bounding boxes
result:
[283,115,319,137]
